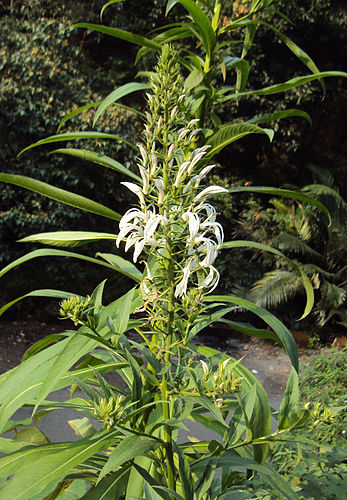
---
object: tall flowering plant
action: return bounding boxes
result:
[0,45,310,500]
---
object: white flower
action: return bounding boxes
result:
[198,266,220,292]
[175,259,196,298]
[151,150,158,176]
[193,165,215,188]
[137,144,147,165]
[194,186,228,202]
[137,164,149,194]
[121,182,146,208]
[199,240,218,267]
[200,360,209,378]
[174,161,189,187]
[153,179,165,204]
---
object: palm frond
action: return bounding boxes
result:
[302,264,334,279]
[320,281,346,308]
[302,184,347,213]
[277,232,322,259]
[306,163,335,188]
[250,270,303,308]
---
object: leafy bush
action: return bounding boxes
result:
[0,13,140,301]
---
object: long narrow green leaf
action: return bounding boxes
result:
[218,319,281,344]
[100,0,123,20]
[0,174,120,221]
[0,289,76,318]
[0,431,119,500]
[57,101,101,132]
[206,123,274,158]
[18,231,118,247]
[74,23,161,50]
[18,131,136,157]
[97,253,142,283]
[50,148,141,181]
[192,453,300,500]
[278,368,300,431]
[227,186,331,222]
[98,436,160,481]
[93,82,150,126]
[260,19,325,93]
[223,71,347,99]
[247,108,312,126]
[176,0,216,57]
[204,295,298,371]
[221,240,314,319]
[0,248,128,281]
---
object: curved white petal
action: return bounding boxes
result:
[194,186,228,202]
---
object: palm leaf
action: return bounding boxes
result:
[250,270,303,308]
[276,233,322,259]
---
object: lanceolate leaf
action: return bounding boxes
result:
[57,101,101,132]
[50,149,141,182]
[100,0,123,20]
[18,131,137,157]
[93,82,150,126]
[204,295,298,371]
[0,174,120,221]
[223,71,347,99]
[247,108,312,126]
[18,231,118,247]
[192,453,300,500]
[0,248,138,282]
[227,186,331,222]
[96,253,142,283]
[221,240,314,319]
[205,123,274,158]
[74,23,161,51]
[176,0,216,57]
[0,430,119,500]
[98,436,160,481]
[0,289,77,318]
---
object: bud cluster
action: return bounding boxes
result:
[90,395,125,430]
[59,295,91,326]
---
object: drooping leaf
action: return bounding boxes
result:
[0,248,127,282]
[227,186,331,222]
[18,131,137,156]
[50,148,141,182]
[100,0,123,20]
[18,231,118,247]
[96,253,142,283]
[57,101,101,132]
[221,240,314,319]
[74,23,161,51]
[98,436,160,481]
[0,289,77,318]
[247,108,312,126]
[0,174,120,221]
[192,453,300,500]
[0,431,119,500]
[204,295,299,371]
[93,82,150,125]
[205,123,274,158]
[224,71,347,99]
